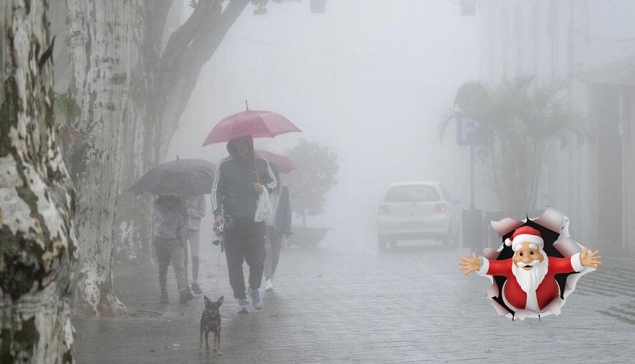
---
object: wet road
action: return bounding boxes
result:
[74,231,635,363]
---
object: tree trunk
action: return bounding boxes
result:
[66,0,136,317]
[154,0,250,160]
[527,142,545,212]
[112,0,172,264]
[114,0,250,263]
[488,134,507,210]
[0,1,79,362]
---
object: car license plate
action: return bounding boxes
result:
[400,221,425,229]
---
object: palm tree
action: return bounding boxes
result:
[439,75,587,212]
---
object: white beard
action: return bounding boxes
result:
[512,255,549,293]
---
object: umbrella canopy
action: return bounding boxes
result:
[255,150,296,174]
[202,108,301,146]
[129,159,216,196]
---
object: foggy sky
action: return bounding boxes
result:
[168,0,480,241]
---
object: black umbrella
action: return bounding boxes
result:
[129,158,216,196]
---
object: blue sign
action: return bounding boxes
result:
[456,115,488,146]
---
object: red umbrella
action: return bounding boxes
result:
[255,150,296,174]
[202,103,301,146]
[202,102,301,184]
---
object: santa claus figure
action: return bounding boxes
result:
[459,223,602,320]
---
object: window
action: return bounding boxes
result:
[385,185,441,203]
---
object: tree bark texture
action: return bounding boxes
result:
[66,0,136,316]
[115,0,250,262]
[0,0,79,362]
[113,0,172,263]
[153,0,250,160]
[57,1,253,304]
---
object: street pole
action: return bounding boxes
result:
[470,145,475,209]
[457,116,483,251]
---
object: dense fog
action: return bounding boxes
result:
[169,0,479,244]
[3,1,635,363]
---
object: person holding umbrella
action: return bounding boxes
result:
[151,195,194,304]
[129,158,216,304]
[212,135,278,313]
[204,102,301,312]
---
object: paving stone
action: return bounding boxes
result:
[74,231,635,363]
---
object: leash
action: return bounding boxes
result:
[212,215,232,293]
[214,225,225,292]
[215,243,222,292]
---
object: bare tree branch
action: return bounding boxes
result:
[144,0,173,45]
[155,0,251,159]
[159,0,223,79]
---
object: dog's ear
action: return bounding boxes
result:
[217,296,224,306]
[204,295,212,306]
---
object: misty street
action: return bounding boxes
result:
[74,232,635,363]
[3,0,635,363]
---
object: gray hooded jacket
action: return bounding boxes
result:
[152,195,189,239]
[211,136,277,222]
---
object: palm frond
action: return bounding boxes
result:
[445,75,588,210]
[437,111,459,145]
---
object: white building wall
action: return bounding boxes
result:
[474,0,635,247]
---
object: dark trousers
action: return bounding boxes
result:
[224,220,266,300]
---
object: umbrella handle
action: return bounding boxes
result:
[252,152,261,185]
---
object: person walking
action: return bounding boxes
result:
[151,195,194,304]
[212,135,278,313]
[183,194,206,294]
[264,164,292,292]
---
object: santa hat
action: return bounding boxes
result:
[504,226,544,251]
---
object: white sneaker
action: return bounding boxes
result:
[265,279,274,292]
[249,288,263,310]
[238,298,250,314]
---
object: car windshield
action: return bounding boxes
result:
[384,185,440,203]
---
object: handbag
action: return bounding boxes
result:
[254,188,272,223]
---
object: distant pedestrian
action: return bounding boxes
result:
[212,135,278,313]
[183,194,206,295]
[264,164,292,291]
[151,195,194,304]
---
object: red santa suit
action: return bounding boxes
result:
[477,225,585,314]
[477,254,583,312]
[479,210,597,320]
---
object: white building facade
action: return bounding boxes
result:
[469,0,635,255]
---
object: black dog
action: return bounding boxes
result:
[200,295,223,354]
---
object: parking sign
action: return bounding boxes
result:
[456,115,488,146]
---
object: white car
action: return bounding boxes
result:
[377,181,460,249]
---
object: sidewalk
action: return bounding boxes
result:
[74,232,635,363]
